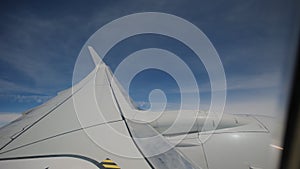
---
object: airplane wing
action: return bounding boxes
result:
[0,46,199,169]
[0,46,281,169]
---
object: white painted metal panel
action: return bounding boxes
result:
[0,156,101,169]
[0,96,82,153]
[0,65,122,153]
[177,144,208,169]
[0,87,73,150]
[73,71,122,128]
[0,121,152,169]
[107,67,138,117]
[201,132,277,169]
[95,66,109,86]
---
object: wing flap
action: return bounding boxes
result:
[127,120,199,169]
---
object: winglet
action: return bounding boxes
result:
[88,46,103,67]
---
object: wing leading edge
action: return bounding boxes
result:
[0,45,280,169]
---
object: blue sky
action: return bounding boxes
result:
[0,0,299,125]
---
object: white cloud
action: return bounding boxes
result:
[139,94,281,117]
[168,71,281,94]
[0,93,51,104]
[0,79,43,94]
[224,95,280,117]
[226,72,280,90]
[0,78,52,104]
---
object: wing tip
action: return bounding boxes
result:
[88,45,103,67]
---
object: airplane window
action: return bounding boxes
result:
[0,0,299,169]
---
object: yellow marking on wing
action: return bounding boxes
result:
[102,164,121,169]
[102,159,114,163]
